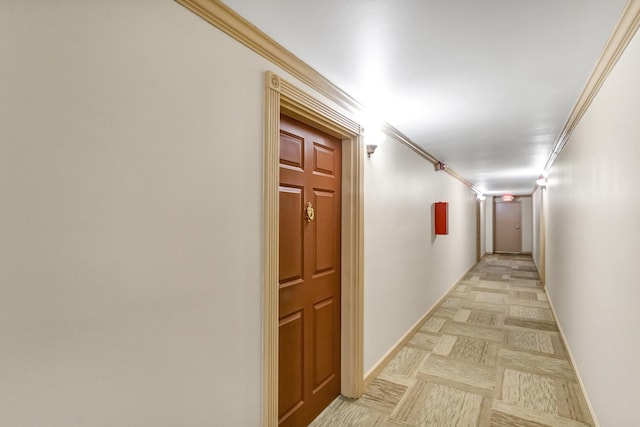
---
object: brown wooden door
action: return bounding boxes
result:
[495,201,522,253]
[278,115,341,426]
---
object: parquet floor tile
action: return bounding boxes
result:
[311,254,594,427]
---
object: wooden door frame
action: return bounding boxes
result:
[263,71,364,426]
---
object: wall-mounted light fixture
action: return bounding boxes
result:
[536,175,547,188]
[476,193,486,201]
[435,161,447,171]
[363,123,386,158]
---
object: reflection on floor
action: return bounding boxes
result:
[311,254,594,427]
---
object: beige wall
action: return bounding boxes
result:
[520,196,532,253]
[544,28,640,426]
[532,188,542,270]
[0,1,479,425]
[485,197,494,253]
[363,140,477,372]
[0,1,272,425]
[479,200,487,256]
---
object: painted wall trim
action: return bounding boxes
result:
[476,201,482,262]
[263,71,364,426]
[544,0,640,170]
[362,261,478,388]
[545,293,600,426]
[539,217,545,284]
[174,0,479,193]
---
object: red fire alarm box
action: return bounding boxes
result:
[435,202,448,235]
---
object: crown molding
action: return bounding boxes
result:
[175,0,359,110]
[545,0,640,171]
[175,0,480,193]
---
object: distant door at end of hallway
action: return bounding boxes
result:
[278,114,341,427]
[495,201,522,253]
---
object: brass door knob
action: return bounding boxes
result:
[305,202,315,222]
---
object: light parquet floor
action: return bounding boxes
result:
[311,254,594,427]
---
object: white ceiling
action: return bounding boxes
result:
[222,0,627,194]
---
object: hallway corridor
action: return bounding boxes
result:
[312,254,594,426]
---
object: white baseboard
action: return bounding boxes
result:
[362,260,477,387]
[546,292,600,427]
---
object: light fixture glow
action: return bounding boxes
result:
[361,115,387,158]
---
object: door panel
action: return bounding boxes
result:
[280,132,305,170]
[278,115,341,426]
[313,142,336,176]
[278,311,304,421]
[313,297,336,390]
[313,190,337,275]
[495,201,522,253]
[279,186,304,286]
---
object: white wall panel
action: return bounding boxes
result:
[0,2,271,425]
[545,29,640,426]
[520,196,533,253]
[532,188,542,269]
[485,197,494,253]
[363,140,476,373]
[480,200,487,256]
